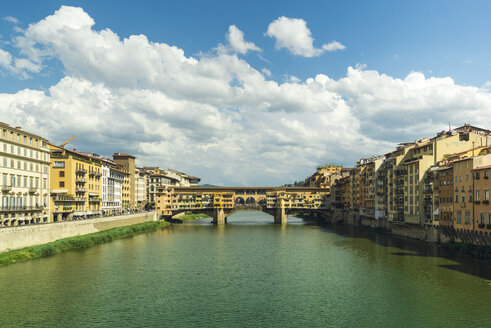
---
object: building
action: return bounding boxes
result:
[435,165,453,228]
[112,153,136,209]
[472,163,491,236]
[148,172,172,204]
[100,158,125,215]
[49,144,102,221]
[0,123,51,226]
[308,164,343,192]
[135,169,149,209]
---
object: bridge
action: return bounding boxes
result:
[155,186,330,224]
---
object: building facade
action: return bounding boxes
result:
[0,123,51,226]
[49,145,102,221]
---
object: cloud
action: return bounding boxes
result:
[0,47,40,78]
[3,16,19,24]
[0,48,12,67]
[261,68,271,77]
[1,6,490,186]
[266,16,345,57]
[322,41,346,52]
[226,25,260,54]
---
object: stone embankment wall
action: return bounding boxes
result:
[0,212,157,253]
[319,209,479,244]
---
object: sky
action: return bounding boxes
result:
[0,1,490,186]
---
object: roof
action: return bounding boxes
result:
[403,159,421,165]
[0,121,47,141]
[472,164,491,171]
[454,124,491,134]
[113,152,136,159]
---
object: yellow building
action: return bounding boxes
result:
[308,164,343,191]
[48,144,102,221]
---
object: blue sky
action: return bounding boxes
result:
[2,0,490,90]
[0,1,490,185]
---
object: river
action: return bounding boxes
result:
[0,212,490,327]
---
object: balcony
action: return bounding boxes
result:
[89,197,101,202]
[28,186,37,193]
[76,168,87,174]
[76,187,87,193]
[74,197,86,202]
[76,177,87,183]
[1,205,43,212]
[53,194,74,202]
[1,185,12,192]
[460,202,466,208]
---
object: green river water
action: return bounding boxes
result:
[0,212,490,327]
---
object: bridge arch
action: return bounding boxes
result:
[245,197,256,205]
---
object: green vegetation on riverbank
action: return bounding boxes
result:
[0,220,171,268]
[181,213,210,221]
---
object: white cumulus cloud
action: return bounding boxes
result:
[226,25,260,54]
[266,16,346,57]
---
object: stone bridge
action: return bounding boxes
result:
[156,187,330,224]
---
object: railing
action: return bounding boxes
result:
[76,177,87,183]
[1,185,12,192]
[74,197,86,202]
[28,186,37,193]
[1,206,43,211]
[76,187,87,192]
[76,168,87,174]
[53,195,75,201]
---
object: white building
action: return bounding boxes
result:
[0,122,51,226]
[99,158,125,215]
[135,169,148,209]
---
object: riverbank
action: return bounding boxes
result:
[0,220,170,268]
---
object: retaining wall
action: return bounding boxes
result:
[0,212,157,253]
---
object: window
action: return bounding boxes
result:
[462,194,465,203]
[468,193,472,202]
[476,190,480,201]
[59,171,65,177]
[485,190,489,201]
[59,181,65,188]
[457,211,462,224]
[480,213,485,225]
[465,174,468,182]
[485,171,489,179]
[53,161,65,168]
[475,172,480,180]
[465,211,471,225]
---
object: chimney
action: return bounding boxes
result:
[15,126,22,130]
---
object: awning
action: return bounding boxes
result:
[72,211,86,216]
[88,193,99,197]
[51,189,69,193]
[433,208,439,216]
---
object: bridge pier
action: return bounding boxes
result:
[213,208,226,225]
[274,207,287,225]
